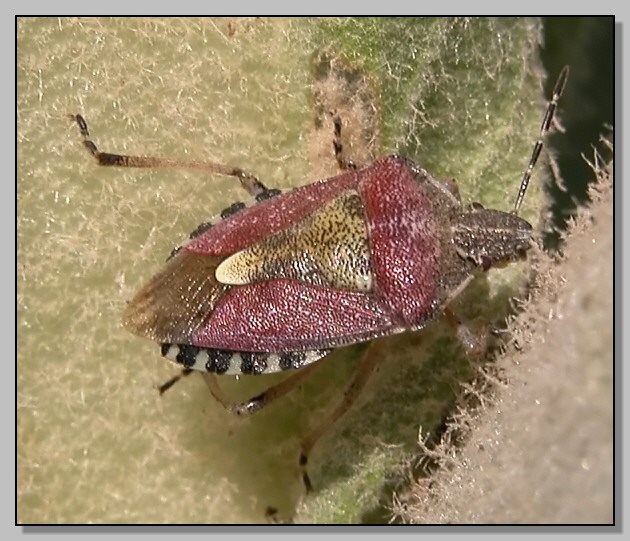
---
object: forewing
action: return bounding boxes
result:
[192,279,399,352]
[122,251,228,344]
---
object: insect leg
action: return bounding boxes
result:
[201,359,327,416]
[68,114,268,197]
[157,368,194,395]
[200,372,237,411]
[299,340,382,492]
[330,113,358,172]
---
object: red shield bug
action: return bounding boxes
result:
[70,65,569,491]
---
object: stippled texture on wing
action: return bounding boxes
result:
[189,157,442,351]
[192,279,398,351]
[185,170,357,256]
[215,190,373,292]
[124,156,444,351]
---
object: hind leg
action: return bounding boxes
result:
[69,114,270,197]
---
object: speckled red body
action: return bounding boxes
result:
[122,145,534,377]
[186,156,443,351]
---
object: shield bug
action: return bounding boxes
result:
[70,65,569,491]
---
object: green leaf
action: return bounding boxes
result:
[18,17,549,524]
